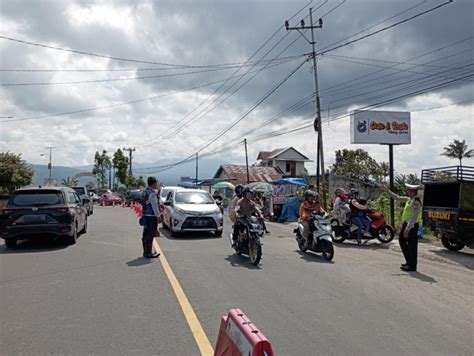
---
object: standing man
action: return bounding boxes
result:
[380,183,422,271]
[141,176,161,259]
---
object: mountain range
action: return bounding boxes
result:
[29,158,229,187]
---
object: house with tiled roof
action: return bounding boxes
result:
[213,165,283,183]
[257,147,312,177]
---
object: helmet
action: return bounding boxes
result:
[350,188,359,195]
[242,186,253,195]
[304,190,317,200]
[235,184,243,196]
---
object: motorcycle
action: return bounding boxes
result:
[294,214,334,261]
[229,215,264,266]
[331,209,395,244]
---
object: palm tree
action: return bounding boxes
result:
[440,139,473,166]
[62,176,78,187]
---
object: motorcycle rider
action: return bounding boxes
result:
[332,187,350,224]
[228,184,243,225]
[232,186,264,247]
[379,183,422,271]
[348,189,371,245]
[299,190,325,247]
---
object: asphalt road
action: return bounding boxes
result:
[1,206,473,355]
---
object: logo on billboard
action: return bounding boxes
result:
[357,120,367,133]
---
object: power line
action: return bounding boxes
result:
[0,55,303,86]
[0,60,299,123]
[317,0,454,56]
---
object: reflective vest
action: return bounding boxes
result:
[401,197,423,224]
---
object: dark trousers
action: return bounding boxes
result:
[142,216,158,242]
[399,222,419,269]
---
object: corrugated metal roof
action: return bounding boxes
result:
[214,165,283,182]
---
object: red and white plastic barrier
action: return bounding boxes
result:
[214,309,273,356]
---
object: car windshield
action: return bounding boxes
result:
[72,187,86,195]
[10,190,65,206]
[175,192,214,204]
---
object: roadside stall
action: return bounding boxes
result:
[270,178,308,222]
[212,181,235,207]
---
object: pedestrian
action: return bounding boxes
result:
[379,183,422,271]
[141,176,161,258]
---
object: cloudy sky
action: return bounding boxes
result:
[1,0,473,177]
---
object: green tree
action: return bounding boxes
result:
[380,161,390,183]
[0,152,34,194]
[440,139,473,166]
[112,149,129,187]
[92,150,111,188]
[61,176,79,187]
[85,181,96,190]
[331,149,384,181]
[128,175,146,189]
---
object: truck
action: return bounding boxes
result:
[421,165,474,251]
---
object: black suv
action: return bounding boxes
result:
[125,189,143,207]
[0,187,88,248]
[72,186,94,215]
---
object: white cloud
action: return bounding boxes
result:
[0,0,473,178]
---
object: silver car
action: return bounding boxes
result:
[162,189,223,237]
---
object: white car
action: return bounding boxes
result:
[162,189,223,237]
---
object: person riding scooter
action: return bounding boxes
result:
[299,190,325,247]
[348,189,371,245]
[228,184,243,225]
[332,187,350,224]
[232,186,263,247]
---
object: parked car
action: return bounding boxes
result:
[99,192,123,206]
[72,186,94,215]
[125,189,143,207]
[422,165,474,251]
[0,187,88,247]
[162,189,223,237]
[89,191,100,203]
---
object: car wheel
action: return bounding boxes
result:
[90,207,93,216]
[65,223,78,245]
[5,238,18,248]
[441,235,465,251]
[81,218,88,234]
[215,230,223,237]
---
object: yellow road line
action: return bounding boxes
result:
[153,240,214,356]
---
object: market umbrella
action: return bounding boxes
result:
[213,181,235,190]
[247,181,273,193]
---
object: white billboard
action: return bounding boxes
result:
[350,110,411,145]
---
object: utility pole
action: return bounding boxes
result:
[122,147,136,176]
[285,7,327,209]
[195,153,199,186]
[45,146,56,180]
[244,139,250,184]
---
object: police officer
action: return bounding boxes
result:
[141,177,161,258]
[380,183,422,271]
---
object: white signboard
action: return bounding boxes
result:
[350,110,411,144]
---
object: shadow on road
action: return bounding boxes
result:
[295,250,334,264]
[126,257,153,267]
[392,271,437,283]
[0,238,69,254]
[430,249,474,270]
[160,229,220,241]
[224,254,261,270]
[333,241,392,251]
